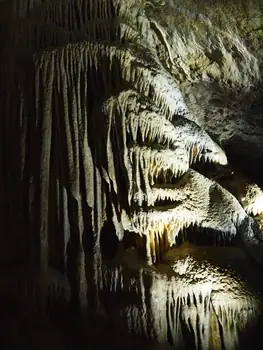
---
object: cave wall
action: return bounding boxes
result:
[1,0,263,348]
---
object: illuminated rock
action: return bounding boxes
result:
[1,0,263,349]
[101,244,261,350]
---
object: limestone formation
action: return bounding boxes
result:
[1,0,263,349]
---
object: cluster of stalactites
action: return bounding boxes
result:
[109,89,233,265]
[8,15,192,277]
[6,0,191,121]
[121,169,247,265]
[101,88,191,202]
[30,38,249,270]
[106,88,226,206]
[101,259,260,349]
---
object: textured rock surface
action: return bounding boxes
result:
[1,0,263,349]
[100,244,261,349]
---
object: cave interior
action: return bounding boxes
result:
[2,0,263,349]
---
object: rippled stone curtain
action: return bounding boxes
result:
[0,0,124,314]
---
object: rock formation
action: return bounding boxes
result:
[1,0,263,349]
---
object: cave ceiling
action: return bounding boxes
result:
[1,0,263,349]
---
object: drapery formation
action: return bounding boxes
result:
[1,0,263,348]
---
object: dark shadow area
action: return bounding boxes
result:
[224,136,263,187]
[175,225,236,247]
[100,220,119,260]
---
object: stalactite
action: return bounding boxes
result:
[36,50,54,313]
[24,0,117,33]
[1,1,263,348]
[122,169,248,265]
[99,248,260,349]
[10,0,43,19]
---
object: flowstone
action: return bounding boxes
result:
[1,1,263,349]
[100,244,261,350]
